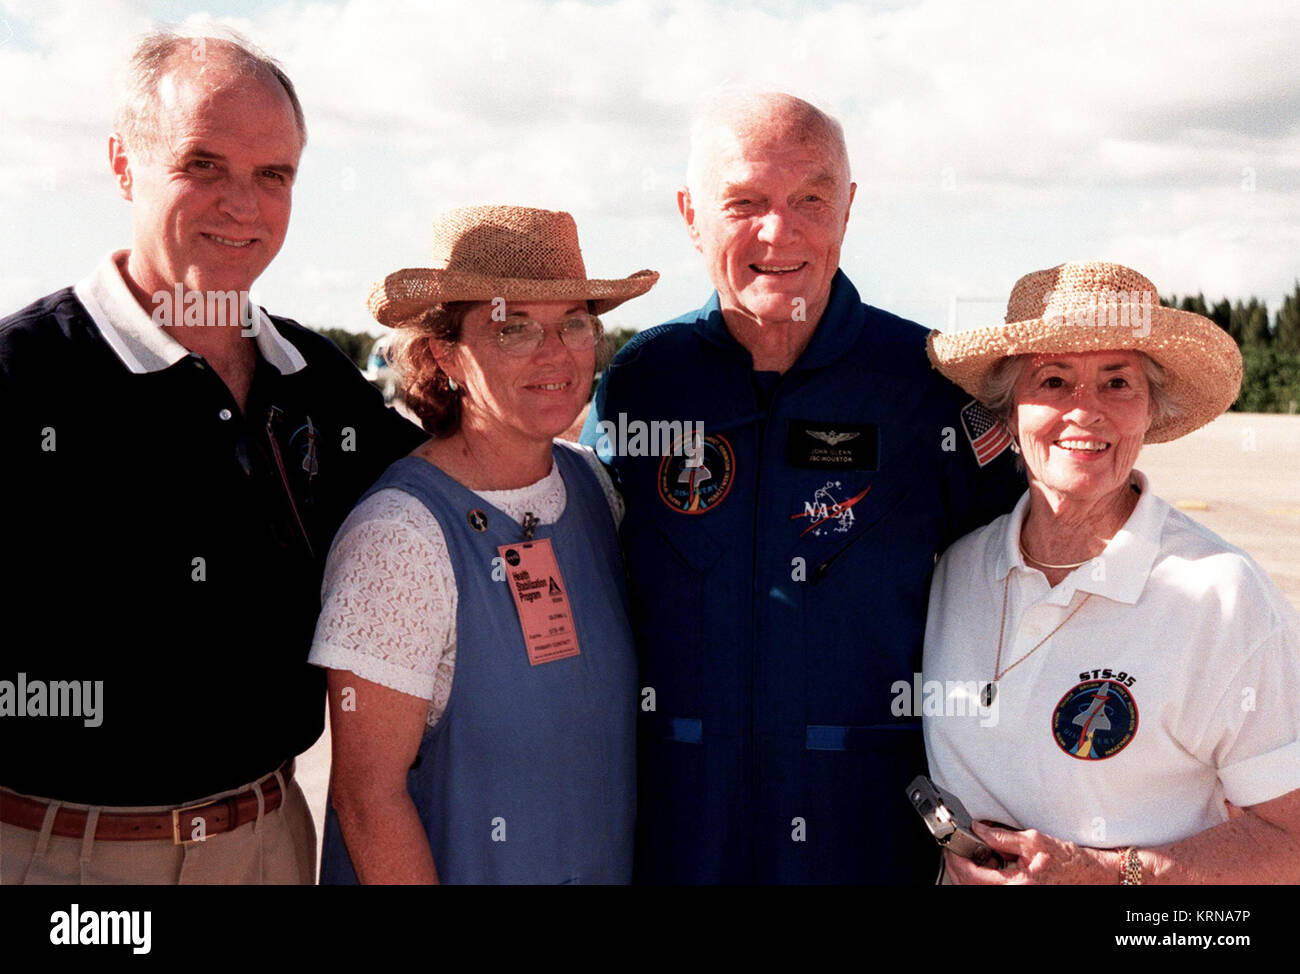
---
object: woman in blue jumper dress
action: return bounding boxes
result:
[309,206,657,883]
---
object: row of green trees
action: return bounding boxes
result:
[1164,281,1300,413]
[316,327,376,370]
[319,286,1300,414]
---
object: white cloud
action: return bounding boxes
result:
[2,0,1298,331]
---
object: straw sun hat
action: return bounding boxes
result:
[367,205,659,327]
[926,261,1243,443]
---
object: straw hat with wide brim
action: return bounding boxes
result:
[367,205,659,327]
[926,261,1243,443]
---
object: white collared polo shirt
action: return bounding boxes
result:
[922,470,1300,848]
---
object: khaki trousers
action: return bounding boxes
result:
[0,766,316,885]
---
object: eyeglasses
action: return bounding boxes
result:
[492,314,603,357]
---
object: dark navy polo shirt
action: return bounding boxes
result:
[0,262,426,805]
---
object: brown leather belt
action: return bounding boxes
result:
[0,760,294,845]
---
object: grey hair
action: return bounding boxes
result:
[980,352,1183,431]
[980,356,1027,428]
[114,26,307,157]
[684,88,850,197]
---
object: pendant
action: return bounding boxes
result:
[980,682,997,707]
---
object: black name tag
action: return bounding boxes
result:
[785,420,879,470]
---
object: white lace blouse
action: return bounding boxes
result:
[308,442,623,727]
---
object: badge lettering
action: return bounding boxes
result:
[785,420,878,469]
[497,539,581,665]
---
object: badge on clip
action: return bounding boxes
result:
[498,538,581,665]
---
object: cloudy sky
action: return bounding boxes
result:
[1,0,1297,337]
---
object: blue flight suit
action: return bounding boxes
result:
[581,271,1023,883]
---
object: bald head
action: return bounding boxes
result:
[675,89,856,356]
[685,90,850,198]
[114,29,307,159]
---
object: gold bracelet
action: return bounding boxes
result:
[1119,847,1142,885]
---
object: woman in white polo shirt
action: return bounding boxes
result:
[922,261,1300,884]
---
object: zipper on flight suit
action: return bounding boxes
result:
[747,370,784,883]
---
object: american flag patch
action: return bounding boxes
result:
[960,400,1012,467]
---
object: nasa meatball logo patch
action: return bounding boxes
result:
[1051,679,1139,760]
[658,434,735,514]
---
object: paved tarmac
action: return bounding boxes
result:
[297,411,1300,871]
[1137,412,1300,606]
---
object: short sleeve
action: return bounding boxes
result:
[1206,621,1300,807]
[309,489,457,722]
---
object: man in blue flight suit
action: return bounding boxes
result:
[581,91,1024,883]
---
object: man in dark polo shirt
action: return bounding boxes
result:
[0,29,424,884]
